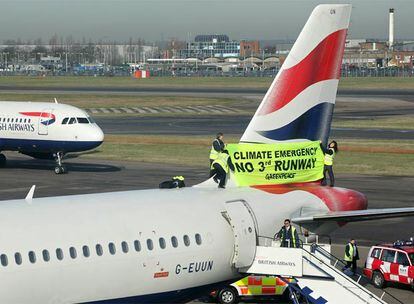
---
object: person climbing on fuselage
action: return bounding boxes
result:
[210,150,234,189]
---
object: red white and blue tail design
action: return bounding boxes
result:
[240,5,351,145]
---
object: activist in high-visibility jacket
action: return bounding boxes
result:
[209,133,225,165]
[320,140,338,187]
[210,150,235,189]
[275,219,300,248]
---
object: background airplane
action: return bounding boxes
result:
[0,4,413,304]
[0,101,104,174]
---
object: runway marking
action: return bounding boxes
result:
[85,105,238,115]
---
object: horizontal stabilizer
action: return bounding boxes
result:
[292,207,414,224]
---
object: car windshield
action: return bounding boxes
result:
[409,253,414,265]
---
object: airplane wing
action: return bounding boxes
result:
[292,208,414,224]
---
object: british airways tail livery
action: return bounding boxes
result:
[0,101,104,174]
[0,5,414,304]
[241,5,350,146]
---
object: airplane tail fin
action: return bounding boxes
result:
[240,4,351,146]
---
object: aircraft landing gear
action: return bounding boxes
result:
[54,152,67,174]
[0,153,6,168]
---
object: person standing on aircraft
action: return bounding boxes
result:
[344,239,359,275]
[210,150,234,189]
[275,219,300,248]
[321,140,338,187]
[209,132,225,166]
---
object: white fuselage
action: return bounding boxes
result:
[0,186,330,303]
[0,101,104,156]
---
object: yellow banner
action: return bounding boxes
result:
[227,141,324,186]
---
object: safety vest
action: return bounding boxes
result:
[173,176,184,181]
[211,153,229,173]
[324,148,335,166]
[281,226,297,248]
[344,243,354,262]
[209,139,221,160]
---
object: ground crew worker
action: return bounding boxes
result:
[210,150,234,189]
[321,140,338,187]
[343,239,359,275]
[275,219,300,248]
[209,133,225,166]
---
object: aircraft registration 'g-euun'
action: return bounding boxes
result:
[0,100,104,173]
[0,4,413,304]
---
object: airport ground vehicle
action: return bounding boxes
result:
[363,240,414,289]
[210,275,296,304]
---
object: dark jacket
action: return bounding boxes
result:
[212,138,225,153]
[227,156,235,172]
[345,243,359,260]
[276,226,300,248]
[320,142,334,156]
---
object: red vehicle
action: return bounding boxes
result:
[363,240,414,289]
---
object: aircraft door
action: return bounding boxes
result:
[38,109,53,135]
[223,200,258,268]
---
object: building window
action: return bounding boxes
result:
[82,246,90,258]
[108,242,116,255]
[0,254,8,266]
[28,251,36,263]
[15,252,22,265]
[121,241,129,253]
[159,238,166,249]
[42,250,50,262]
[183,235,190,247]
[69,247,77,259]
[134,240,141,252]
[56,248,64,260]
[147,239,154,251]
[195,233,202,245]
[171,236,178,248]
[96,244,103,256]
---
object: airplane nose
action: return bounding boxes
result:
[94,126,105,145]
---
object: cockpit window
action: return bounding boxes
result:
[62,117,69,124]
[88,116,95,124]
[68,117,76,125]
[77,117,89,124]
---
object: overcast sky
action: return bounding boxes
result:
[0,0,412,42]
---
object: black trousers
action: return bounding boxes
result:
[322,165,335,186]
[210,163,226,187]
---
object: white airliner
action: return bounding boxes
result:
[0,5,413,304]
[0,101,104,173]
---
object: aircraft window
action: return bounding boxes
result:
[96,244,103,256]
[159,238,166,249]
[42,250,50,262]
[147,239,154,251]
[134,240,141,252]
[11,118,14,123]
[69,247,77,259]
[15,252,22,265]
[0,254,8,266]
[121,241,129,253]
[56,248,64,260]
[68,117,76,125]
[28,119,31,123]
[195,234,202,245]
[77,117,89,124]
[7,118,10,122]
[82,246,90,258]
[183,235,190,247]
[108,242,116,255]
[62,118,69,124]
[88,117,95,124]
[28,251,36,264]
[171,236,178,248]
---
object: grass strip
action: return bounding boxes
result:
[81,135,414,176]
